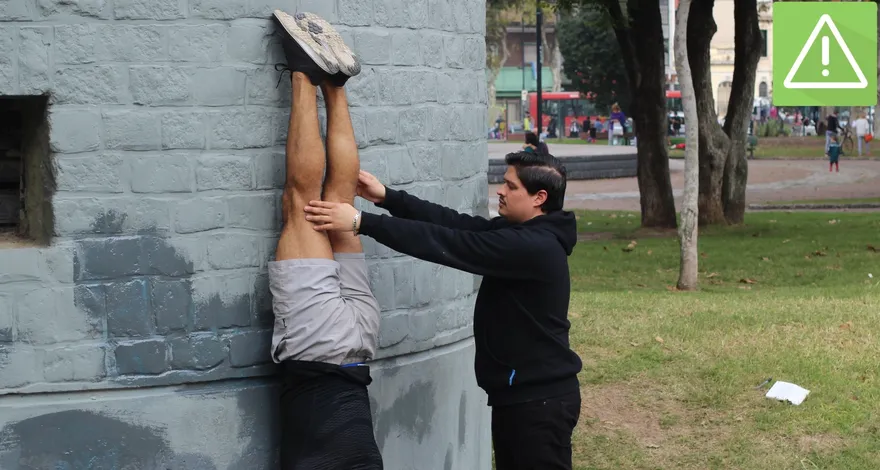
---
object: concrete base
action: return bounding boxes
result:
[0,339,490,470]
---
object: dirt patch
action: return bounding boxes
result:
[580,382,667,446]
[798,434,847,454]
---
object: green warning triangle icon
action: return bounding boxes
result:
[783,14,868,89]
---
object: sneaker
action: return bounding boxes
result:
[293,12,361,80]
[272,9,339,85]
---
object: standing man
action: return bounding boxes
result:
[852,112,871,156]
[825,110,842,152]
[304,152,584,469]
[269,10,382,469]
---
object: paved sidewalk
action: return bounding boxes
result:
[487,159,880,212]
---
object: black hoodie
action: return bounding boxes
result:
[358,188,583,406]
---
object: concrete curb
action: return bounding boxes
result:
[748,203,880,210]
[487,152,638,183]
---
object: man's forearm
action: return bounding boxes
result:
[376,188,494,231]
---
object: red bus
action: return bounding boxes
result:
[527,90,684,133]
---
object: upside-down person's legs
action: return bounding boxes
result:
[321,84,362,254]
[275,73,334,261]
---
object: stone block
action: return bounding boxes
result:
[442,142,470,180]
[0,345,43,389]
[0,0,35,20]
[74,283,106,325]
[377,312,408,348]
[53,65,124,104]
[54,154,124,193]
[409,306,439,342]
[130,66,192,105]
[130,155,191,193]
[196,154,254,191]
[161,110,207,149]
[452,0,471,32]
[17,287,100,344]
[406,143,441,181]
[204,233,262,270]
[227,193,278,231]
[244,0,276,17]
[464,36,485,70]
[19,27,51,94]
[367,261,395,311]
[114,0,185,19]
[106,278,153,337]
[435,71,457,105]
[169,24,227,62]
[173,197,226,234]
[345,67,376,107]
[74,237,142,280]
[56,198,171,237]
[228,330,272,367]
[0,295,12,342]
[114,339,168,375]
[149,279,192,334]
[375,0,423,27]
[208,108,274,149]
[365,108,399,145]
[392,259,414,309]
[142,236,196,277]
[97,25,165,62]
[170,333,226,370]
[191,0,245,19]
[339,0,372,26]
[428,106,454,141]
[38,0,107,18]
[191,67,247,106]
[443,35,465,69]
[427,0,454,31]
[298,0,337,20]
[412,259,439,306]
[246,66,290,107]
[227,21,270,64]
[43,344,106,382]
[354,30,391,65]
[102,110,161,151]
[252,273,272,327]
[421,31,445,68]
[398,107,429,143]
[386,147,416,185]
[391,30,421,66]
[192,274,253,330]
[254,151,284,190]
[54,24,96,64]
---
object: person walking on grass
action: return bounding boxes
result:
[269,9,383,469]
[827,134,842,172]
[303,151,584,470]
[852,112,871,156]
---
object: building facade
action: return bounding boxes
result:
[0,0,491,468]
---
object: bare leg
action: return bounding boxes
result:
[275,73,333,261]
[321,84,362,254]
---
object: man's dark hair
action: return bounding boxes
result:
[504,151,567,213]
[524,131,540,148]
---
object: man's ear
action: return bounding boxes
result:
[532,189,548,208]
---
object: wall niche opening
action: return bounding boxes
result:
[0,95,52,247]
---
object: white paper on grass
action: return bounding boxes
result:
[765,381,810,405]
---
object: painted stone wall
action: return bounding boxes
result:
[0,0,491,468]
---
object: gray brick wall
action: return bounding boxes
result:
[1,0,487,415]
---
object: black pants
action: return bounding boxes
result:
[279,361,383,470]
[491,391,581,470]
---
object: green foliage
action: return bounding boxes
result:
[755,120,790,137]
[557,4,631,113]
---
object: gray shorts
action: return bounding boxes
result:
[269,253,380,366]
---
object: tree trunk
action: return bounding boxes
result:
[542,21,564,92]
[675,0,699,290]
[688,0,730,226]
[603,0,677,228]
[721,0,761,224]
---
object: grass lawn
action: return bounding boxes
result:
[668,136,877,160]
[567,210,880,469]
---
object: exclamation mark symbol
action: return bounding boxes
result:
[822,36,830,77]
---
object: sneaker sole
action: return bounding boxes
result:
[273,9,340,75]
[293,12,361,77]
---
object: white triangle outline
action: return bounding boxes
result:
[783,14,868,89]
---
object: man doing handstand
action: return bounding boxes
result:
[268,9,382,469]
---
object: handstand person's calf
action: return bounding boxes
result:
[267,10,382,470]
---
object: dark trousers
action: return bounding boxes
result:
[491,391,581,470]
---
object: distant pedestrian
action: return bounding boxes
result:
[852,113,871,156]
[827,134,841,172]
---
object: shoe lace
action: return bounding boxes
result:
[274,63,292,88]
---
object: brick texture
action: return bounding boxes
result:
[0,0,487,395]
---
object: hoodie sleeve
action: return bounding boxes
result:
[358,212,546,279]
[376,187,497,231]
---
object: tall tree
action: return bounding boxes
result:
[486,2,511,110]
[557,5,632,113]
[559,0,678,229]
[675,0,700,290]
